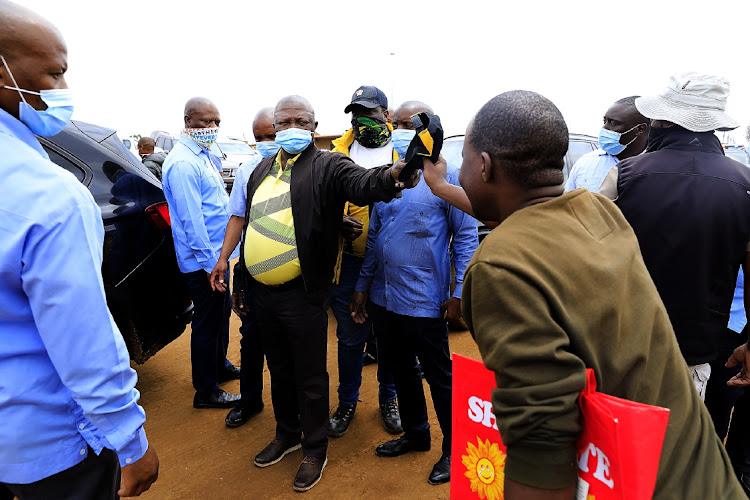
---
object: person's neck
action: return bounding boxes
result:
[518,184,565,209]
[280,149,293,170]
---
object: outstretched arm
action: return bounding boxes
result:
[422,156,498,228]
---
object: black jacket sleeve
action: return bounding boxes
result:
[328,153,401,206]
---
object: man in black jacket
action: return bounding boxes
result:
[137,137,166,181]
[233,95,419,493]
[599,73,750,408]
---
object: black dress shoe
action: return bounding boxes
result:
[293,456,327,492]
[376,435,430,457]
[428,454,451,485]
[218,364,241,383]
[379,399,403,434]
[193,389,241,409]
[225,399,264,427]
[328,403,356,437]
[362,352,377,366]
[254,438,301,468]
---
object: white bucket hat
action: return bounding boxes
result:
[635,72,739,132]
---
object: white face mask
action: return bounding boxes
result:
[183,127,219,150]
[1,55,74,136]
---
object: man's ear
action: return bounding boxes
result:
[636,123,648,135]
[383,108,390,123]
[313,120,318,132]
[480,152,493,183]
[183,115,190,128]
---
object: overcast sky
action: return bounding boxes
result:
[19,0,750,144]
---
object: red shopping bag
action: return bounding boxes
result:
[451,355,670,500]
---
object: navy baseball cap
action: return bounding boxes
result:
[344,86,388,113]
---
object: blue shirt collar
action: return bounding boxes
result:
[179,133,208,157]
[0,107,49,159]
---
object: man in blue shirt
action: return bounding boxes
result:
[564,96,648,192]
[0,2,158,498]
[351,102,479,486]
[162,97,240,409]
[209,106,275,428]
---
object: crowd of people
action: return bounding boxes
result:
[3,1,750,498]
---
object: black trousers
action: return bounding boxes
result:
[184,269,232,396]
[370,302,453,454]
[706,327,750,475]
[238,285,264,404]
[1,447,120,500]
[253,278,330,458]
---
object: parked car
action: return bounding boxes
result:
[39,121,193,364]
[441,133,599,240]
[724,145,750,167]
[150,131,242,192]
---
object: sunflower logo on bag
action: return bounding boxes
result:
[462,437,505,500]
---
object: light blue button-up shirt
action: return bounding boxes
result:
[729,270,747,334]
[356,164,478,318]
[0,108,148,484]
[564,148,619,192]
[228,153,263,217]
[162,135,238,273]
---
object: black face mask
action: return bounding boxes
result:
[352,116,391,148]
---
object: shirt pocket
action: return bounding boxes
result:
[402,201,441,238]
[395,264,436,311]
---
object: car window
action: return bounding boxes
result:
[568,140,597,168]
[726,150,750,167]
[122,139,131,149]
[217,142,254,155]
[43,146,86,182]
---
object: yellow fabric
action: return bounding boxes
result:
[331,125,399,257]
[244,151,301,285]
[418,128,434,155]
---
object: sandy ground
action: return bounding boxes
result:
[129,309,483,499]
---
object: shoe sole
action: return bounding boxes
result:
[254,444,301,468]
[375,445,431,458]
[193,401,240,409]
[427,476,450,486]
[292,457,327,492]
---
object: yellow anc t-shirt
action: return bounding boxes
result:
[244,151,301,285]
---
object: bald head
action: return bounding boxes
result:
[393,100,434,130]
[275,95,315,121]
[137,137,155,156]
[0,1,65,62]
[253,107,276,143]
[0,1,68,119]
[274,95,317,133]
[183,97,220,129]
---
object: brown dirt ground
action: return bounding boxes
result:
[129,308,483,499]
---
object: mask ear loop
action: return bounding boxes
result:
[0,55,32,105]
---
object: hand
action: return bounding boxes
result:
[118,444,159,497]
[726,343,750,386]
[422,155,448,190]
[440,297,462,323]
[340,215,364,242]
[350,291,369,324]
[231,292,248,317]
[390,157,422,189]
[209,260,228,292]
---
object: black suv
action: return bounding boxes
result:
[39,121,193,363]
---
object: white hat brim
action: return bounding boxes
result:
[635,95,738,132]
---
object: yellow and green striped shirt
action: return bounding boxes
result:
[244,152,301,285]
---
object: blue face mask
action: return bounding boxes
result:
[391,128,416,158]
[1,55,74,137]
[256,140,280,158]
[598,124,643,156]
[275,127,313,154]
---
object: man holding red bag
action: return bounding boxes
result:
[453,90,744,498]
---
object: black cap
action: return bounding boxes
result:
[401,112,444,182]
[344,86,388,113]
